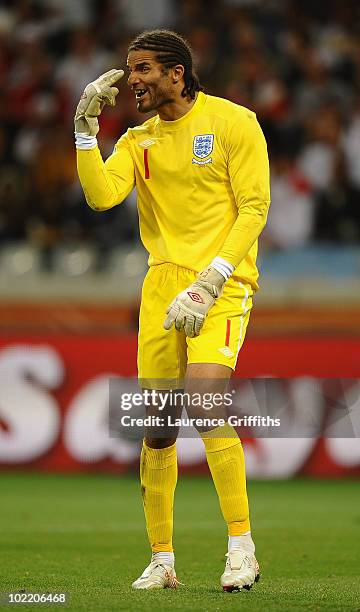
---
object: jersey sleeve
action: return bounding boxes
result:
[76,132,135,211]
[217,110,270,267]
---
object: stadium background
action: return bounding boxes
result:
[0,0,359,476]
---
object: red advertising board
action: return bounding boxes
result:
[0,335,359,477]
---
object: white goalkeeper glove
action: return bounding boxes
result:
[74,68,124,136]
[163,266,226,338]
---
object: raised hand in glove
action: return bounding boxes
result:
[74,69,124,136]
[163,266,225,338]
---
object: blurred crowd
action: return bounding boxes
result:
[1,0,360,268]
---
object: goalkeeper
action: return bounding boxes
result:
[75,30,270,593]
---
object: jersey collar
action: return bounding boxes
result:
[156,91,206,131]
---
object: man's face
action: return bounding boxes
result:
[127,50,176,113]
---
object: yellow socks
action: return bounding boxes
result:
[139,425,249,552]
[140,441,177,553]
[201,423,250,535]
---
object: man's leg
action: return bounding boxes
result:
[185,363,259,591]
[140,401,181,557]
[132,398,183,589]
[134,262,187,588]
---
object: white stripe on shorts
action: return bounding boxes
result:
[235,281,251,361]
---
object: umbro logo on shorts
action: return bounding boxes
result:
[218,347,234,358]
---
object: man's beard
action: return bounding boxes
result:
[138,88,174,113]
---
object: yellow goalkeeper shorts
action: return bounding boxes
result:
[138,263,253,388]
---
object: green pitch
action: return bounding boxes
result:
[0,473,359,611]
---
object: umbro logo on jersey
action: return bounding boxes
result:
[192,134,214,165]
[218,347,234,358]
[139,139,157,148]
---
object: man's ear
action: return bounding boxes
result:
[172,64,185,83]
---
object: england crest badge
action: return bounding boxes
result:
[192,134,214,165]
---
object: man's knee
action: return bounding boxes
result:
[145,437,177,449]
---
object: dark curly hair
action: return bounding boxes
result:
[128,29,204,100]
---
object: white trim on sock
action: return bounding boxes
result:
[151,552,175,567]
[228,532,255,555]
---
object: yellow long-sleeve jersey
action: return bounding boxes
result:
[77,91,270,289]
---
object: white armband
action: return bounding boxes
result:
[210,257,235,280]
[75,132,98,150]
